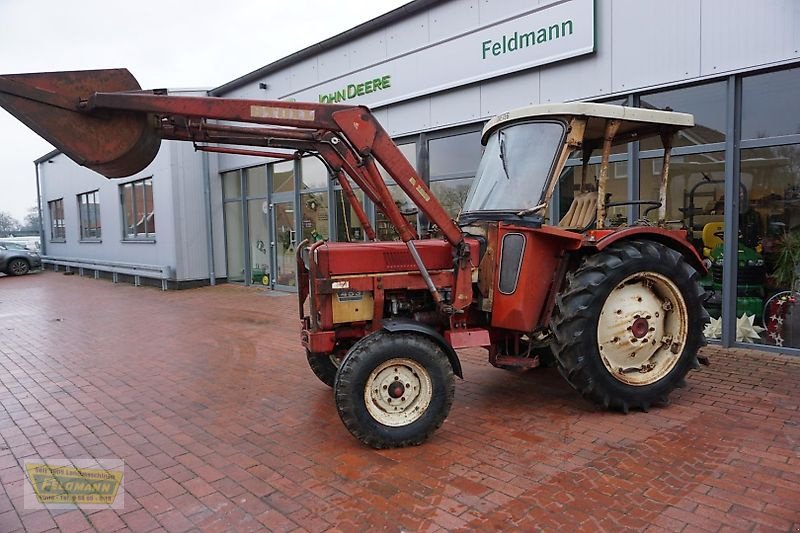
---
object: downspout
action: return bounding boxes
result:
[34,161,46,256]
[202,150,216,286]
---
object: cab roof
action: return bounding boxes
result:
[481,102,694,146]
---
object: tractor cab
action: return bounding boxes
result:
[461,103,694,231]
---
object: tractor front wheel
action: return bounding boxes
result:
[551,240,707,412]
[306,351,340,387]
[307,340,354,387]
[334,330,454,448]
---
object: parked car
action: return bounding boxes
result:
[0,241,42,276]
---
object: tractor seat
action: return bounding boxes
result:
[701,221,724,257]
[559,192,597,229]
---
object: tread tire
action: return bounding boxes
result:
[306,350,338,387]
[6,258,30,276]
[334,330,454,449]
[551,239,708,412]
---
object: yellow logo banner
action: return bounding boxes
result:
[25,463,123,506]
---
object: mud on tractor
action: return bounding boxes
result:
[0,69,709,449]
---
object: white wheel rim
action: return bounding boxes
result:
[597,271,688,386]
[364,358,432,427]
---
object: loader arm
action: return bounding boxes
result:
[0,68,473,311]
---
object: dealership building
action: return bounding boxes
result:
[35,0,800,352]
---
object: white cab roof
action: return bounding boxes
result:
[482,102,695,145]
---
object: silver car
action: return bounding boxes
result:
[0,241,42,276]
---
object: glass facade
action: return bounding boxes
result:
[335,188,365,242]
[216,63,800,355]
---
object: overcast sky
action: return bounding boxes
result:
[0,0,410,222]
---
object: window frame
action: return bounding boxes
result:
[120,177,156,241]
[77,189,102,242]
[47,198,66,242]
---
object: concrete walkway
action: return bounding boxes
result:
[0,271,798,531]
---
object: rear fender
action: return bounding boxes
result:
[592,227,707,274]
[382,319,463,379]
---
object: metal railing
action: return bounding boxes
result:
[43,256,173,290]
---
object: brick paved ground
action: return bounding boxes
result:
[0,271,798,532]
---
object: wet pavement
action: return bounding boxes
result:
[0,271,798,532]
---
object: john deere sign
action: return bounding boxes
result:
[286,0,593,108]
[319,75,391,103]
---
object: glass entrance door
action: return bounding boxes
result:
[272,199,296,288]
[270,160,297,290]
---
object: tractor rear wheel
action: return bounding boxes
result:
[551,240,707,412]
[334,330,454,448]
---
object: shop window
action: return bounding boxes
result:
[222,170,242,199]
[639,82,727,150]
[371,142,418,240]
[429,131,482,179]
[557,162,629,226]
[740,144,800,347]
[335,189,366,242]
[742,67,800,140]
[121,178,156,240]
[77,190,101,240]
[247,198,271,286]
[224,202,245,282]
[639,152,726,224]
[48,198,65,241]
[301,156,329,191]
[273,160,295,193]
[301,191,329,242]
[375,185,417,241]
[245,165,267,198]
[430,178,473,219]
[639,152,726,333]
[377,143,417,181]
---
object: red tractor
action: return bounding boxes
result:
[0,69,709,449]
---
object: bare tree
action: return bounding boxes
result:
[19,206,41,233]
[0,211,20,237]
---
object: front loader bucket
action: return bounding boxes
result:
[0,68,161,178]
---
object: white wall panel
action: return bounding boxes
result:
[429,0,479,42]
[385,98,430,136]
[611,0,701,92]
[386,11,429,57]
[540,0,612,102]
[430,86,480,127]
[478,0,540,25]
[281,58,319,97]
[480,71,540,117]
[317,48,351,82]
[700,0,800,76]
[348,31,389,72]
[170,142,212,281]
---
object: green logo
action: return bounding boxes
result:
[482,20,575,59]
[319,75,392,103]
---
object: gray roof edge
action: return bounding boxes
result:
[210,0,441,96]
[34,149,61,165]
